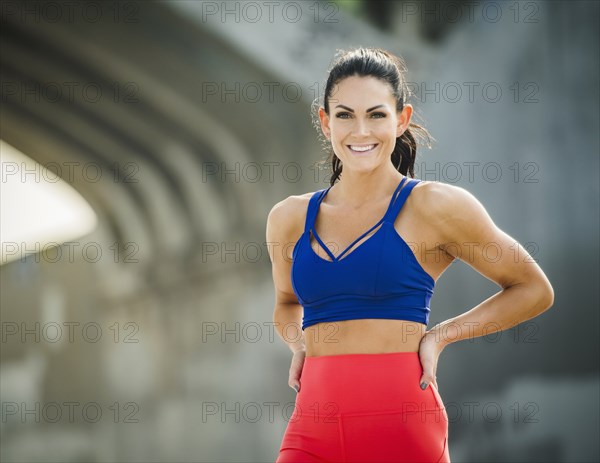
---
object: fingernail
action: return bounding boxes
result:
[292,385,299,393]
[420,382,428,390]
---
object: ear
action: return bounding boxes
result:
[318,106,331,140]
[396,104,413,137]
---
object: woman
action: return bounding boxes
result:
[266,48,554,462]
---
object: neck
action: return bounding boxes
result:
[333,166,406,208]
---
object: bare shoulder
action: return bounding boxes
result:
[411,180,553,297]
[265,190,316,257]
[410,179,499,250]
[411,179,489,224]
[267,191,313,231]
[412,179,469,202]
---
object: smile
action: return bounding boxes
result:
[347,144,379,155]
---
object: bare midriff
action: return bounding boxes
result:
[303,318,426,357]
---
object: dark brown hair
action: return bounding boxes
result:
[312,47,434,186]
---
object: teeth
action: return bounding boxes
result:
[349,144,376,152]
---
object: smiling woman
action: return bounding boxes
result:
[312,49,433,184]
[266,47,554,462]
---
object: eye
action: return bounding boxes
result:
[334,112,386,119]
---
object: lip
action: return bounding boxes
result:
[347,143,379,156]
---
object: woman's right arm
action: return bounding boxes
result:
[266,197,306,355]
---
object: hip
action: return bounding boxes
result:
[294,351,447,419]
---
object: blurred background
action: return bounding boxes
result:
[1,1,598,462]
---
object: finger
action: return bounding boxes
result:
[419,371,436,389]
[288,380,300,393]
[288,370,301,392]
[420,375,431,389]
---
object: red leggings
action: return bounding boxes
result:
[275,352,450,463]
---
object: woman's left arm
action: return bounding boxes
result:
[417,182,555,389]
[426,182,555,349]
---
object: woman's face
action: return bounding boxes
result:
[319,75,412,173]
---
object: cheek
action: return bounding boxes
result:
[382,131,401,145]
[377,121,398,135]
[330,123,351,136]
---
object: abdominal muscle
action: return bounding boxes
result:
[303,318,426,357]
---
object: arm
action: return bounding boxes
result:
[423,183,555,350]
[266,197,306,354]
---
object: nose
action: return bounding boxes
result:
[352,117,371,137]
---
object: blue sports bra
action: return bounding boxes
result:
[291,177,436,331]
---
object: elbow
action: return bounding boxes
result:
[535,279,555,313]
[546,283,555,309]
[514,277,555,316]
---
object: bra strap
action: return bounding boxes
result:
[304,188,330,233]
[384,179,421,223]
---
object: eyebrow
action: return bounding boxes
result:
[334,104,386,112]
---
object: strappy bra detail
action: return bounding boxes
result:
[291,177,435,331]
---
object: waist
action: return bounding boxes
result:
[304,318,425,357]
[295,352,439,416]
[302,305,430,331]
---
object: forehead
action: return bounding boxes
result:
[329,75,394,106]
